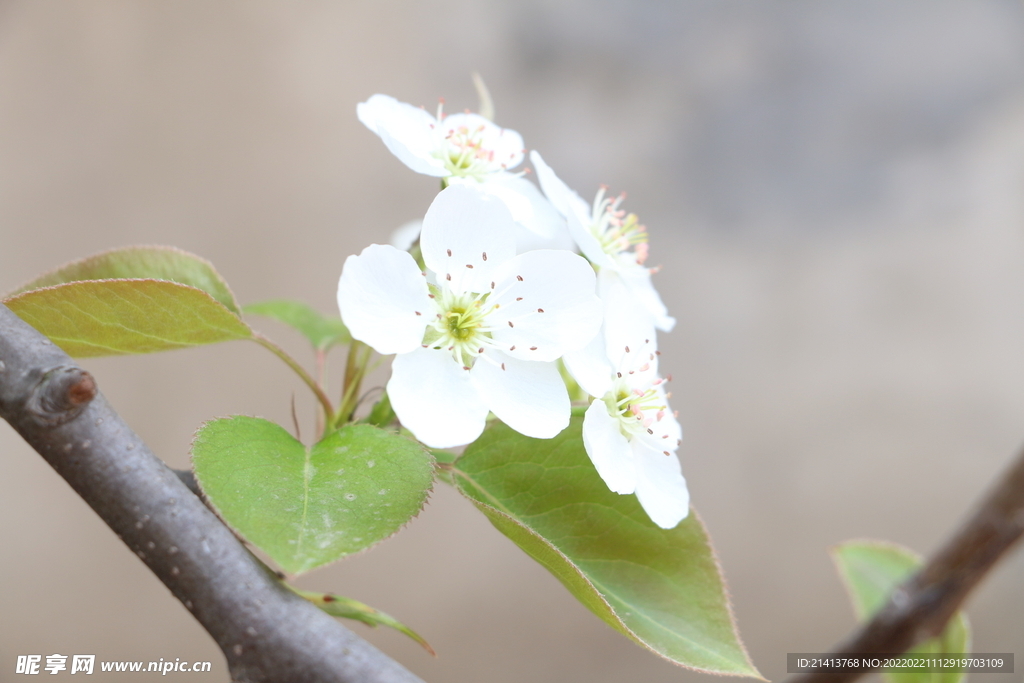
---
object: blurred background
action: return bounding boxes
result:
[2,1,1024,681]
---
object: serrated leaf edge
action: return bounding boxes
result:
[455,475,761,678]
[189,416,436,576]
[5,245,242,313]
[3,279,253,355]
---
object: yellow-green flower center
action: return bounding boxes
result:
[423,286,497,369]
[592,188,649,265]
[604,381,665,438]
[446,306,480,341]
[435,125,498,180]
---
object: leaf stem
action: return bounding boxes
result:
[0,304,423,683]
[252,332,335,421]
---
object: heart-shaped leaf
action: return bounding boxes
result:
[244,299,350,350]
[4,280,251,357]
[192,417,434,575]
[8,245,241,313]
[832,540,971,683]
[451,417,760,677]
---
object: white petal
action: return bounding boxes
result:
[356,94,407,135]
[388,347,488,448]
[389,219,422,251]
[470,352,569,439]
[337,244,432,355]
[619,264,676,332]
[599,268,658,363]
[420,184,517,295]
[633,443,689,528]
[613,336,662,389]
[489,250,602,362]
[511,218,577,254]
[357,94,447,177]
[582,401,636,494]
[479,173,567,241]
[654,389,682,444]
[442,113,524,171]
[530,151,592,229]
[634,389,682,452]
[567,208,618,270]
[378,124,448,177]
[562,329,613,398]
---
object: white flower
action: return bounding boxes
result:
[530,150,675,333]
[389,219,422,252]
[358,94,523,180]
[357,94,567,249]
[337,184,603,449]
[575,337,689,529]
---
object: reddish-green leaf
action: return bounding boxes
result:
[4,280,251,357]
[8,245,241,313]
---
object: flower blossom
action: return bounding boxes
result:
[337,185,603,449]
[357,94,567,251]
[575,336,688,529]
[530,150,675,335]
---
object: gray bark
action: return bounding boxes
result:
[0,304,425,683]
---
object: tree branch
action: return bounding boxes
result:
[786,445,1024,683]
[0,304,426,683]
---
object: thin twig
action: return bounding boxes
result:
[252,331,335,419]
[785,446,1024,683]
[0,304,425,683]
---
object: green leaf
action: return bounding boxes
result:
[244,299,350,350]
[363,392,396,429]
[192,417,434,575]
[832,540,971,683]
[290,587,435,656]
[451,417,760,677]
[7,245,241,313]
[4,280,252,357]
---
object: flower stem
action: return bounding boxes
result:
[337,340,372,427]
[315,349,327,436]
[252,332,335,422]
